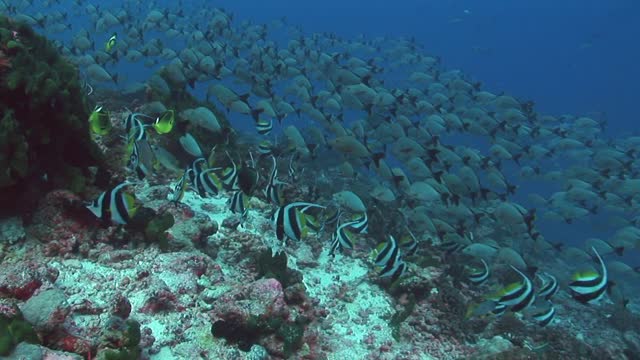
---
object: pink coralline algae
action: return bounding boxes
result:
[140,287,179,314]
[20,288,70,332]
[26,190,94,257]
[211,278,290,323]
[208,278,294,353]
[0,260,57,300]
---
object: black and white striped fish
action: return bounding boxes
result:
[348,212,368,234]
[329,220,357,256]
[374,235,407,282]
[536,272,559,301]
[569,247,608,304]
[220,152,240,190]
[170,168,190,205]
[128,138,155,180]
[271,202,325,243]
[288,154,298,181]
[256,118,273,135]
[265,156,286,206]
[488,266,535,313]
[86,182,138,225]
[531,302,556,327]
[468,259,490,285]
[228,190,249,219]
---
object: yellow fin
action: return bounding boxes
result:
[123,192,137,218]
[572,270,599,281]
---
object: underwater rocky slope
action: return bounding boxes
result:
[1,2,640,360]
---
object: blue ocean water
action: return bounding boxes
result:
[213,0,640,136]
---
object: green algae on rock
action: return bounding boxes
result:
[0,311,39,356]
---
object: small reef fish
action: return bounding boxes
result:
[256,118,273,135]
[569,247,608,304]
[374,235,407,282]
[265,156,286,206]
[105,32,117,52]
[329,220,357,256]
[536,272,559,301]
[228,190,249,219]
[88,105,111,135]
[86,182,138,225]
[467,259,490,285]
[531,302,556,327]
[486,266,535,313]
[271,202,325,242]
[153,109,175,134]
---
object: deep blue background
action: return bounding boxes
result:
[215,0,640,136]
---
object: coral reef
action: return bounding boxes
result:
[0,15,102,217]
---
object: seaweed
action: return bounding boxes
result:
[126,207,175,251]
[211,314,308,358]
[0,312,39,356]
[388,294,416,341]
[143,211,175,251]
[277,317,308,357]
[99,317,142,360]
[255,249,302,289]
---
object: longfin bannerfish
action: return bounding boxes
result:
[492,303,507,316]
[348,212,368,234]
[188,158,207,196]
[329,220,357,256]
[532,303,556,327]
[123,111,154,143]
[196,167,223,197]
[379,251,407,281]
[129,139,155,180]
[265,156,286,206]
[440,240,464,254]
[228,190,249,219]
[468,259,490,285]
[373,235,407,282]
[220,152,240,190]
[536,272,559,301]
[288,154,298,181]
[491,266,535,313]
[300,205,323,233]
[569,247,608,304]
[86,182,137,225]
[399,227,418,256]
[258,140,273,156]
[324,207,342,226]
[271,202,325,243]
[256,118,273,135]
[374,235,400,267]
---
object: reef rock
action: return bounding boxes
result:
[0,15,102,218]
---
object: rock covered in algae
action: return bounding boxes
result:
[0,15,102,217]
